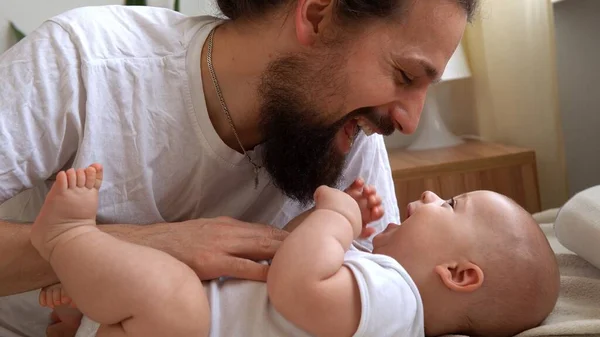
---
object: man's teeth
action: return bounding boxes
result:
[357,119,375,136]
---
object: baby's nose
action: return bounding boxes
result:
[420,190,442,204]
[383,223,400,233]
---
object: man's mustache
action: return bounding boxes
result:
[345,107,396,136]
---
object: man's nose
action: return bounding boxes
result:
[389,91,427,134]
[420,190,442,204]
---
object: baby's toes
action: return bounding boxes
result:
[76,169,86,188]
[66,169,77,188]
[84,166,97,189]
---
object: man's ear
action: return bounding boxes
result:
[435,261,484,293]
[294,0,334,46]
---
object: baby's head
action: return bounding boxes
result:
[372,190,560,337]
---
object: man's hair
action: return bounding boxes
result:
[216,0,479,23]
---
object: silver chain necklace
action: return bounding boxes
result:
[207,27,262,189]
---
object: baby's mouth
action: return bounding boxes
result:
[406,203,415,219]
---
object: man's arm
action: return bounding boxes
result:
[268,189,362,337]
[1,216,288,296]
[0,220,150,296]
[0,220,57,296]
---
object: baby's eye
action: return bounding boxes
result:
[447,198,456,208]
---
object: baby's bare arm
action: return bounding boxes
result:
[268,198,362,337]
[283,178,382,236]
[282,207,313,233]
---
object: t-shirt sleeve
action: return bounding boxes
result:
[0,20,83,204]
[343,133,400,251]
[344,252,424,337]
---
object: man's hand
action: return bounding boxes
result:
[128,217,288,282]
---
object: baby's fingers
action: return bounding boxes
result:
[370,205,384,221]
[345,178,365,193]
[39,289,48,307]
[359,226,376,238]
[52,287,63,307]
[39,288,59,308]
[362,185,381,199]
[60,288,73,307]
[367,193,382,208]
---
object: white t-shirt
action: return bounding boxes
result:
[0,6,400,337]
[74,250,424,337]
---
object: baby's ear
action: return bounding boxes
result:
[435,261,484,293]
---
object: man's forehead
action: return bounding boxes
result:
[382,0,468,70]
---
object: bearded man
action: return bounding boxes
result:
[0,0,476,336]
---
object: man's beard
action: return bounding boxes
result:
[258,53,393,205]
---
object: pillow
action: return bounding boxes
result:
[554,185,600,270]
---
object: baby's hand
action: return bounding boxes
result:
[345,178,384,238]
[40,283,76,309]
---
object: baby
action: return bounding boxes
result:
[32,164,560,337]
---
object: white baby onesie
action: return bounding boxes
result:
[76,250,424,337]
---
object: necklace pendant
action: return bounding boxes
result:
[254,166,260,189]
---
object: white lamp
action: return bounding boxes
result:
[406,43,472,151]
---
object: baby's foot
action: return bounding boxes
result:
[30,164,103,261]
[40,283,75,309]
[345,178,384,238]
[314,185,362,238]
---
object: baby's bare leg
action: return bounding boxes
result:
[30,165,209,337]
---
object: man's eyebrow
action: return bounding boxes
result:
[393,55,441,83]
[418,59,441,83]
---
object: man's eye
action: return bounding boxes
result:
[400,71,413,85]
[393,68,413,86]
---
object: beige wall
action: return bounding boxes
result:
[0,0,218,54]
[553,0,600,196]
[464,0,568,210]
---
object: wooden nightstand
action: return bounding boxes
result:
[387,140,541,220]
